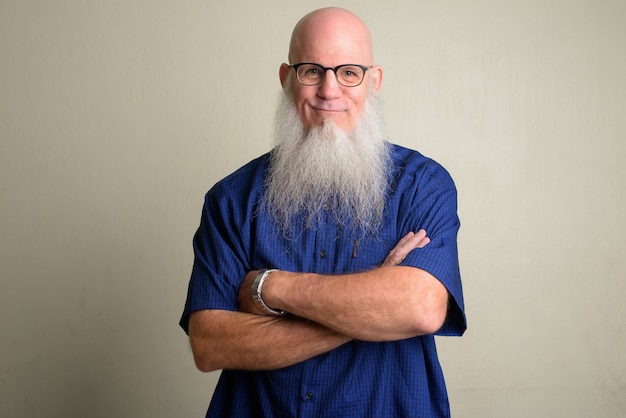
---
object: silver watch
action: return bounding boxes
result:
[251,269,286,316]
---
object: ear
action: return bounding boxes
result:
[279,63,291,87]
[369,65,384,93]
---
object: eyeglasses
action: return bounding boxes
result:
[290,63,371,87]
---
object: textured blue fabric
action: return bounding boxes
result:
[180,143,466,417]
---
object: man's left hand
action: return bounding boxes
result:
[381,229,430,267]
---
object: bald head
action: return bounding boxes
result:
[288,7,374,65]
[279,8,383,131]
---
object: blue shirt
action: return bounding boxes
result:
[180,143,466,417]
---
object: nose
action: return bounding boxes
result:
[317,68,342,99]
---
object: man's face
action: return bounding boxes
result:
[284,64,371,132]
[279,9,382,132]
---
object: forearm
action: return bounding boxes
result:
[262,266,448,341]
[189,309,351,372]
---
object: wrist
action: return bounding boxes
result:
[251,269,286,316]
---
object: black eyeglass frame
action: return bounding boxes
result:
[290,63,371,87]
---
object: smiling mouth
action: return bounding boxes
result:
[314,107,343,113]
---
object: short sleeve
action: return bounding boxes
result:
[179,156,268,334]
[396,156,466,336]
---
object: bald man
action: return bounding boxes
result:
[180,7,466,417]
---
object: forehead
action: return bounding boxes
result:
[289,11,373,64]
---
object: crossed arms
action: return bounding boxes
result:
[188,230,449,372]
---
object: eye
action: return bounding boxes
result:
[338,66,362,80]
[298,64,324,81]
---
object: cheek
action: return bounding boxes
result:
[292,89,312,114]
[350,91,368,111]
[295,103,319,131]
[345,95,367,126]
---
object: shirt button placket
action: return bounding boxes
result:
[315,204,331,267]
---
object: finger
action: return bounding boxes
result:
[398,230,426,251]
[395,230,415,245]
[413,229,427,242]
[391,231,419,254]
[382,230,431,266]
[382,232,419,266]
[417,237,430,248]
[414,229,430,249]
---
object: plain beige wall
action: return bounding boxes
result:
[1,1,624,417]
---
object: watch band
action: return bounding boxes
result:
[251,269,286,316]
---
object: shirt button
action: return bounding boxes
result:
[319,250,327,258]
[322,204,329,210]
[305,392,313,400]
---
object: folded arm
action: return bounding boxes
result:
[189,230,443,371]
[189,309,350,371]
[252,264,448,341]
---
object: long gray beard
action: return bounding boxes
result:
[263,83,392,237]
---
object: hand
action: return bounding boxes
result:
[381,230,430,267]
